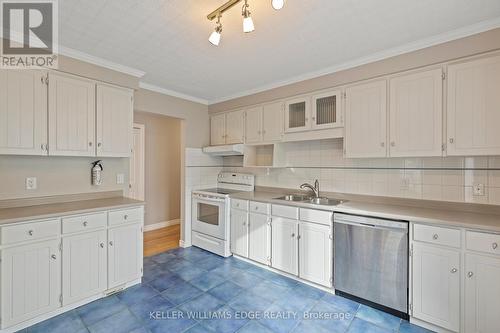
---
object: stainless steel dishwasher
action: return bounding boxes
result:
[334,213,409,319]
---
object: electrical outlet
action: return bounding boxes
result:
[473,183,485,196]
[400,177,410,190]
[116,173,125,185]
[26,177,37,190]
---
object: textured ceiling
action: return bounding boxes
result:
[59,0,500,103]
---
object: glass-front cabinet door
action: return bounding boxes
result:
[311,90,342,130]
[284,96,310,133]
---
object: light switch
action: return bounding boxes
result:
[116,173,125,184]
[26,177,37,190]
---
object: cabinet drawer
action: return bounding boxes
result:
[249,201,269,215]
[108,207,143,226]
[1,219,60,245]
[413,224,461,248]
[466,230,500,255]
[231,199,248,211]
[62,212,107,234]
[299,208,332,226]
[271,204,299,219]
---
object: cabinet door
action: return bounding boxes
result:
[108,223,143,288]
[210,114,226,145]
[345,80,387,158]
[225,110,245,144]
[311,90,342,130]
[245,106,263,144]
[389,68,443,157]
[298,222,332,287]
[48,72,95,156]
[62,230,107,305]
[96,84,133,157]
[262,102,283,142]
[1,239,61,328]
[465,253,500,333]
[447,55,500,156]
[412,242,460,332]
[284,97,310,133]
[230,209,248,257]
[271,217,298,275]
[0,69,47,155]
[248,213,270,265]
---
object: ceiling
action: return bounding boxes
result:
[59,0,500,104]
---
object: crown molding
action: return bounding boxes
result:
[139,82,209,105]
[207,17,500,105]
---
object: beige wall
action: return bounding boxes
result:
[134,111,181,226]
[209,27,500,113]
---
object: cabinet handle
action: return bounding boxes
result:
[449,138,454,144]
[89,142,93,147]
[451,268,458,273]
[124,215,128,220]
[493,242,498,250]
[291,233,295,238]
[467,271,474,278]
[254,207,259,211]
[97,142,102,148]
[380,142,385,147]
[243,222,246,226]
[41,143,46,151]
[391,141,396,147]
[109,241,114,246]
[297,235,301,240]
[83,221,88,227]
[312,116,316,121]
[28,230,34,236]
[100,243,104,248]
[51,254,57,260]
[432,234,439,240]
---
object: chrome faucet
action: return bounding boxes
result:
[300,179,320,198]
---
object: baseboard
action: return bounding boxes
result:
[143,219,180,232]
[179,240,191,248]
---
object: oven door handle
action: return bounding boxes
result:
[193,196,226,204]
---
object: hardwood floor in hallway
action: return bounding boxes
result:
[143,224,180,257]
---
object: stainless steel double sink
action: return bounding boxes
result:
[273,194,345,206]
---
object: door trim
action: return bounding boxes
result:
[129,123,145,201]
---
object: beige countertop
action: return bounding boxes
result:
[230,190,500,232]
[0,196,145,225]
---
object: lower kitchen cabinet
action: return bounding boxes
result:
[412,242,460,332]
[248,212,270,265]
[1,239,61,328]
[298,222,332,287]
[271,217,299,275]
[108,223,143,289]
[62,230,107,305]
[464,253,500,333]
[230,208,249,258]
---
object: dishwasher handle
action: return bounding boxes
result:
[334,213,408,232]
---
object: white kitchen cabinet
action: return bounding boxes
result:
[0,69,48,156]
[263,102,284,142]
[389,68,443,157]
[62,230,107,305]
[225,110,245,144]
[108,223,143,289]
[284,96,310,133]
[345,80,387,158]
[1,239,61,328]
[298,222,332,287]
[96,84,133,157]
[248,212,270,265]
[271,217,298,275]
[230,208,248,258]
[245,106,263,144]
[464,253,500,333]
[210,113,226,145]
[48,72,95,156]
[412,242,460,332]
[447,54,500,156]
[311,90,342,130]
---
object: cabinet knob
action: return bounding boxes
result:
[493,242,498,250]
[100,243,104,248]
[432,234,439,240]
[28,230,34,236]
[451,268,458,273]
[254,207,259,210]
[97,143,102,147]
[291,233,295,238]
[449,138,454,144]
[83,221,88,227]
[109,241,114,246]
[51,254,57,260]
[391,141,396,147]
[124,215,128,220]
[297,235,301,240]
[467,271,474,278]
[243,222,246,226]
[89,142,93,147]
[380,142,385,147]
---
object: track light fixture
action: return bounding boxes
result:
[242,0,254,33]
[271,0,285,10]
[208,14,223,46]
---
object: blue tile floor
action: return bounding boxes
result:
[20,247,434,333]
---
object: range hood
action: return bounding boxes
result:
[203,144,245,156]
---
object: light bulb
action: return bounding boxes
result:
[271,0,285,10]
[209,30,221,46]
[243,16,254,33]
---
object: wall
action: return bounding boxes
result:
[134,111,181,226]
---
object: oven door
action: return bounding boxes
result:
[192,195,226,240]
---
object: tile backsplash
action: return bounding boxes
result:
[222,139,500,205]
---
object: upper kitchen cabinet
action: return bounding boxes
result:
[345,80,387,158]
[245,102,283,144]
[447,54,500,156]
[284,96,310,133]
[210,110,244,145]
[48,72,96,156]
[389,68,443,157]
[96,84,134,157]
[311,90,342,130]
[0,69,47,156]
[245,106,263,144]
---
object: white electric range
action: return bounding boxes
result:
[191,172,254,257]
